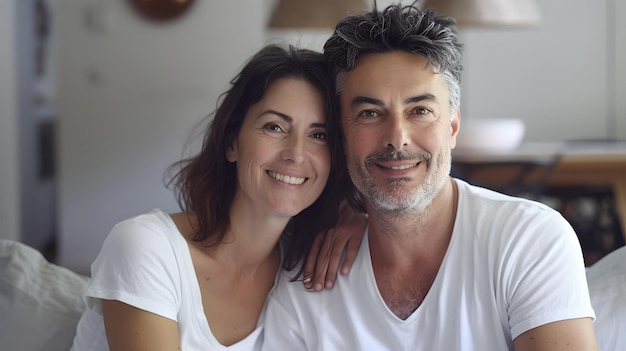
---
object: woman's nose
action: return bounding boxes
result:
[281,135,305,163]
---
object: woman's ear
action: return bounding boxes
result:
[225,138,238,163]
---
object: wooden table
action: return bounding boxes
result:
[452,141,626,241]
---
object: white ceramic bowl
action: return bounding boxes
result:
[455,118,526,152]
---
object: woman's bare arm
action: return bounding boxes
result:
[102,299,181,350]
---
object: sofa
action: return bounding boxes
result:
[1,239,625,350]
[0,240,88,350]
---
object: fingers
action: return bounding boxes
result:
[319,228,346,290]
[340,234,362,275]
[302,232,324,290]
[303,229,345,292]
[337,202,366,276]
[308,227,352,291]
[304,204,368,291]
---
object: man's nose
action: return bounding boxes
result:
[382,113,411,150]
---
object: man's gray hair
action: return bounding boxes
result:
[324,2,463,116]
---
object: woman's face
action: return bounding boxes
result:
[227,78,331,219]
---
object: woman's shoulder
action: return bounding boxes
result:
[102,209,186,257]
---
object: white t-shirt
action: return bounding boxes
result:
[262,179,595,351]
[72,209,268,351]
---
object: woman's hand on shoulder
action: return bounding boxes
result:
[302,201,367,291]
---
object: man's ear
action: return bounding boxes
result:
[225,138,238,163]
[449,105,461,149]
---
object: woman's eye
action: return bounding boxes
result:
[265,123,283,132]
[311,131,327,140]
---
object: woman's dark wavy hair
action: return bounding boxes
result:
[167,45,347,273]
[323,1,463,212]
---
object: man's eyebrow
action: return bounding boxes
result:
[259,109,326,128]
[350,96,384,108]
[405,93,437,104]
[350,93,438,108]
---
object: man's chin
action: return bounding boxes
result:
[368,188,438,213]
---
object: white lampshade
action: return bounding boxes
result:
[421,0,542,28]
[268,0,370,29]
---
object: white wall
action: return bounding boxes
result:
[461,0,620,141]
[0,0,20,241]
[616,0,626,138]
[57,0,266,273]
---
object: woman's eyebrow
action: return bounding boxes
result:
[258,109,292,122]
[310,122,326,128]
[259,110,326,128]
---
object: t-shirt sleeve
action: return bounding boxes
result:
[504,210,595,339]
[83,216,182,321]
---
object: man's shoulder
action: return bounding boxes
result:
[453,178,572,243]
[455,178,556,216]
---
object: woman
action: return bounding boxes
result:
[71,44,351,350]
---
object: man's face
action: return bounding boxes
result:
[339,51,460,213]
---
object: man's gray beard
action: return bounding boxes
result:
[350,150,451,216]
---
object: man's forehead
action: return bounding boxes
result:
[352,51,434,72]
[339,52,445,98]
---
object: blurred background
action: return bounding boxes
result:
[1,0,624,274]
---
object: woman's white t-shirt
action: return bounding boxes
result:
[72,209,270,350]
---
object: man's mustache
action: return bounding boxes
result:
[364,150,432,167]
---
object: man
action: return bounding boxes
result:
[263,4,597,350]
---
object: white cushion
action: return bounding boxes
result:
[586,245,626,350]
[0,240,89,351]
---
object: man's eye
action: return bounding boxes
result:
[415,107,430,115]
[358,110,379,118]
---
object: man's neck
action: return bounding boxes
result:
[366,178,459,319]
[366,177,458,268]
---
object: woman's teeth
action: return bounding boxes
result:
[268,171,306,185]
